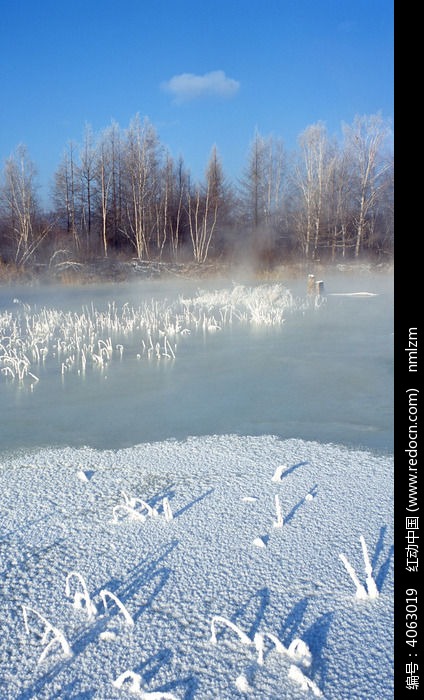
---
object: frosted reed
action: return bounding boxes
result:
[1,284,311,386]
[22,605,73,664]
[253,536,267,548]
[113,491,169,523]
[339,554,368,600]
[112,504,147,523]
[254,632,312,667]
[162,497,173,521]
[209,616,252,646]
[254,631,286,665]
[65,571,97,619]
[112,670,178,698]
[288,665,322,696]
[360,534,379,599]
[99,589,134,626]
[235,674,253,693]
[210,613,318,697]
[340,535,379,600]
[287,638,313,667]
[271,464,287,482]
[122,490,158,517]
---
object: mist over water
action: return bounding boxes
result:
[0,271,393,455]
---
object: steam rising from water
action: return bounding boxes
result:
[0,283,320,387]
[0,272,393,453]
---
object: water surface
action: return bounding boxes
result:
[0,271,394,454]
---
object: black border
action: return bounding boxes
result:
[394,189,420,689]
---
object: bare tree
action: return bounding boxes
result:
[1,111,393,271]
[239,131,267,229]
[342,113,392,258]
[53,142,80,253]
[262,135,285,228]
[104,121,124,251]
[325,145,353,259]
[167,156,188,260]
[293,122,329,259]
[121,115,160,260]
[95,127,117,258]
[187,146,225,263]
[1,145,51,266]
[237,132,286,262]
[79,124,97,254]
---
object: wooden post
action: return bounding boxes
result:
[315,280,324,296]
[307,274,315,295]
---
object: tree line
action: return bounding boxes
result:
[0,112,393,271]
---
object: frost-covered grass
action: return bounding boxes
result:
[0,434,393,698]
[0,280,393,696]
[0,284,319,388]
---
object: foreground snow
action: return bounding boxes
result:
[0,434,393,698]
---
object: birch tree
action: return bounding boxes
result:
[293,122,328,259]
[325,146,353,259]
[95,126,119,257]
[154,153,188,260]
[121,115,160,260]
[1,145,50,266]
[188,146,225,263]
[342,113,392,257]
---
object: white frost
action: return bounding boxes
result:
[1,434,393,698]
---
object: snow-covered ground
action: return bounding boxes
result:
[0,433,393,699]
[0,278,393,697]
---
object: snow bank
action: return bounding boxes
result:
[0,434,393,698]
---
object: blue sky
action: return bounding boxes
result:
[1,0,393,205]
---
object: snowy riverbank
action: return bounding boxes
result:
[0,434,393,699]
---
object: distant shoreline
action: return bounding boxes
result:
[0,258,394,287]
